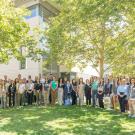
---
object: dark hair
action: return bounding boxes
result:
[58,78,63,84]
[72,79,77,86]
[79,78,84,85]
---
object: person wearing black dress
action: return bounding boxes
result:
[85,79,91,106]
[71,79,77,105]
[8,80,16,107]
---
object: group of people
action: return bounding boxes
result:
[0,74,135,117]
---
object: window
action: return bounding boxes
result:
[20,58,26,70]
[19,48,26,70]
[25,5,38,19]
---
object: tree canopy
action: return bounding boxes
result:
[47,0,135,78]
[0,0,42,63]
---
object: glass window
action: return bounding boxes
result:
[19,48,26,70]
[25,5,38,19]
[20,58,26,70]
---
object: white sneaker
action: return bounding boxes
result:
[128,114,132,117]
[131,114,135,118]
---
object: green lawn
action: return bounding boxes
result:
[0,106,135,135]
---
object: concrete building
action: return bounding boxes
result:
[0,0,99,80]
[0,0,59,79]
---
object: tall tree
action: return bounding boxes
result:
[46,0,135,78]
[0,0,42,63]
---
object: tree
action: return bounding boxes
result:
[46,0,135,78]
[0,0,42,63]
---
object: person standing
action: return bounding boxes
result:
[0,79,3,108]
[78,78,85,106]
[15,78,19,106]
[128,78,135,117]
[85,79,91,106]
[91,77,98,107]
[50,76,58,105]
[104,79,111,96]
[26,79,34,105]
[1,80,6,109]
[43,77,49,106]
[71,79,77,105]
[63,80,72,105]
[117,79,129,113]
[8,80,16,107]
[18,79,26,106]
[97,79,104,108]
[58,78,64,105]
[34,77,42,105]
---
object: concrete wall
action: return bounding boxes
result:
[0,14,41,79]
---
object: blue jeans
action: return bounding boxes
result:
[118,95,127,112]
[92,90,97,107]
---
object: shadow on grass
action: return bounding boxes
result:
[0,106,135,135]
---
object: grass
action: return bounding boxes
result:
[0,106,135,135]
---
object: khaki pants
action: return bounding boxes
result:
[18,93,24,106]
[16,93,19,106]
[58,88,63,105]
[79,90,84,106]
[1,95,6,108]
[51,90,57,105]
[35,91,41,105]
[44,91,49,105]
[129,99,135,115]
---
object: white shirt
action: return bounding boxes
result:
[27,83,34,90]
[18,84,25,94]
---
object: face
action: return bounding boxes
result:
[53,77,56,81]
[121,79,126,85]
[80,78,83,83]
[18,74,21,79]
[60,79,63,83]
[4,75,7,80]
[131,79,134,85]
[86,79,89,84]
[73,79,75,83]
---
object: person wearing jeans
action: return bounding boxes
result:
[128,78,135,117]
[26,79,34,105]
[97,79,104,108]
[91,77,98,107]
[117,79,129,113]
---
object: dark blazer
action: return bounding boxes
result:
[8,84,16,95]
[63,83,72,99]
[85,84,91,97]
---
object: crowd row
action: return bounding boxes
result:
[0,74,135,117]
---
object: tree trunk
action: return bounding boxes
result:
[99,58,104,79]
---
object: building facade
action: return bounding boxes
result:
[0,0,59,79]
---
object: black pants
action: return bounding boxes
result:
[27,91,33,105]
[9,93,15,107]
[86,95,91,105]
[71,91,77,105]
[97,94,104,108]
[118,95,127,112]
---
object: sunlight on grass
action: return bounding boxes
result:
[121,121,135,132]
[0,118,11,128]
[23,116,40,120]
[0,106,135,135]
[0,131,17,135]
[45,118,74,129]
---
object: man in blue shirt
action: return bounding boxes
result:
[117,79,129,113]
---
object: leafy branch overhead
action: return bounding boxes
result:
[0,0,42,63]
[47,0,135,77]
